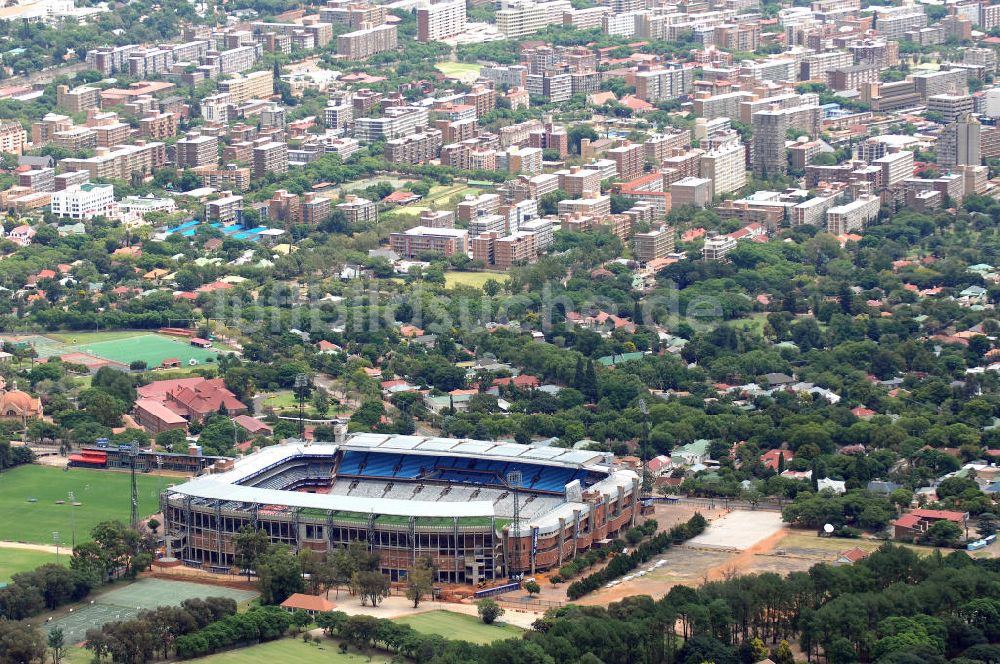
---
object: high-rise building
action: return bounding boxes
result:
[699,139,746,197]
[417,0,467,41]
[633,226,675,262]
[635,66,693,103]
[337,23,397,60]
[826,194,880,235]
[752,110,788,177]
[938,114,982,168]
[607,142,643,182]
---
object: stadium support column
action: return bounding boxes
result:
[215,501,223,565]
[184,495,193,562]
[409,516,416,570]
[557,517,566,566]
[452,517,460,583]
[630,477,640,527]
[327,512,335,555]
[572,508,581,560]
[294,508,301,553]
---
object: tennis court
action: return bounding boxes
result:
[69,334,218,367]
[46,578,258,644]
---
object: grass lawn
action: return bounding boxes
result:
[396,610,523,644]
[69,334,218,368]
[444,271,509,290]
[188,636,392,664]
[435,62,482,81]
[47,331,149,344]
[0,546,63,582]
[391,205,429,218]
[0,465,175,544]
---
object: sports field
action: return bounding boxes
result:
[435,62,481,82]
[48,331,150,344]
[189,638,392,663]
[395,610,524,644]
[47,578,257,644]
[0,546,62,582]
[70,334,218,367]
[0,465,172,544]
[443,271,509,290]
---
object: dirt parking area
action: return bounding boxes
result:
[687,510,785,551]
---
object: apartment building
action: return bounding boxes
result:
[496,0,571,38]
[633,226,675,262]
[557,166,602,197]
[218,70,274,104]
[872,150,915,188]
[176,133,219,169]
[752,110,788,177]
[337,195,378,224]
[702,232,737,261]
[0,121,26,155]
[337,23,397,59]
[558,193,611,218]
[872,6,927,40]
[417,0,467,41]
[635,66,694,103]
[206,192,244,224]
[252,141,289,179]
[140,111,179,140]
[85,45,140,75]
[499,146,544,175]
[49,183,115,220]
[826,194,880,235]
[324,100,353,131]
[385,129,443,164]
[938,114,981,168]
[480,64,528,88]
[457,193,502,223]
[644,131,691,165]
[301,193,332,225]
[193,164,252,191]
[526,73,572,103]
[607,142,644,182]
[699,139,746,197]
[671,176,712,209]
[56,85,100,113]
[19,168,54,192]
[354,106,429,142]
[390,226,469,258]
[799,50,853,82]
[828,65,879,92]
[61,141,166,181]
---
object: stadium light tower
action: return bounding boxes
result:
[638,398,649,495]
[294,373,310,439]
[505,470,522,580]
[121,443,140,530]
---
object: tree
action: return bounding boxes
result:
[0,621,47,664]
[405,556,434,608]
[524,580,541,596]
[146,518,160,534]
[257,546,304,606]
[352,570,389,607]
[921,519,963,547]
[477,598,505,625]
[233,526,270,580]
[48,627,64,664]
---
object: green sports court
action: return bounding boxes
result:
[45,578,257,644]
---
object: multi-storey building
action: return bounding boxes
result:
[324,100,353,131]
[205,192,244,224]
[872,150,915,188]
[607,142,643,182]
[938,114,981,168]
[752,110,788,176]
[337,23,397,59]
[826,193,880,234]
[193,164,252,191]
[827,65,879,91]
[140,111,179,140]
[496,0,571,38]
[0,121,26,155]
[927,94,974,124]
[337,195,378,224]
[354,106,429,142]
[417,0,467,41]
[644,131,691,165]
[49,183,115,220]
[385,129,443,164]
[56,85,100,113]
[218,70,274,104]
[252,141,288,179]
[390,226,469,257]
[702,232,737,261]
[633,226,675,262]
[480,64,528,88]
[85,45,140,75]
[526,73,572,103]
[18,168,54,193]
[635,66,694,103]
[61,141,166,181]
[699,139,746,197]
[176,133,219,169]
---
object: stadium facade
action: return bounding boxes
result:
[161,434,640,584]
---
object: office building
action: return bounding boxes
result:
[49,183,115,220]
[927,94,974,124]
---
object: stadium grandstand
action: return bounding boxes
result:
[161,434,640,584]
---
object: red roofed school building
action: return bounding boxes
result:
[134,377,248,431]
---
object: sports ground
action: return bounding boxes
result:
[0,331,218,369]
[0,465,171,544]
[190,638,391,663]
[395,610,524,644]
[46,578,257,644]
[0,546,62,582]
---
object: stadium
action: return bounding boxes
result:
[161,434,641,584]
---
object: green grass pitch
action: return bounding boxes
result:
[0,546,62,582]
[0,465,174,544]
[188,638,392,663]
[395,610,524,644]
[69,334,218,367]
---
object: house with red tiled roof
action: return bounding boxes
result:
[836,548,869,564]
[234,414,273,436]
[851,406,876,420]
[892,508,968,541]
[136,377,247,426]
[760,449,793,471]
[195,281,233,293]
[317,340,342,353]
[383,191,421,205]
[492,374,540,389]
[174,291,198,301]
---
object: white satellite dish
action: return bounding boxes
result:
[823,523,834,534]
[189,358,199,366]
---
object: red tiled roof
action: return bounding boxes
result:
[280,593,336,612]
